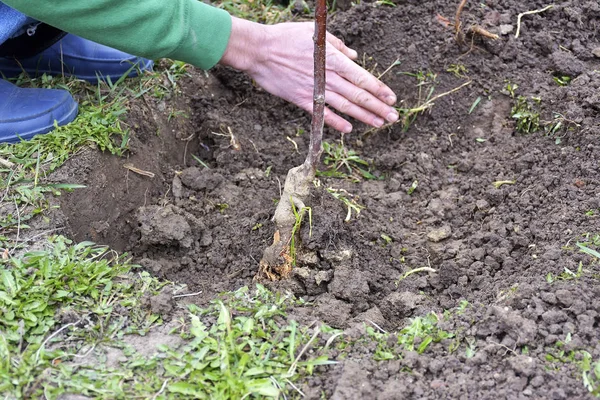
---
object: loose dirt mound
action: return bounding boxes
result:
[54,0,600,397]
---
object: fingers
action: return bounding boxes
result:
[323,106,354,134]
[297,99,353,133]
[326,90,390,129]
[327,76,398,126]
[328,49,397,107]
[326,32,358,60]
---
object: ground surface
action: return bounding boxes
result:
[46,0,600,398]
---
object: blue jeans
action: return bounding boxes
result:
[0,2,37,47]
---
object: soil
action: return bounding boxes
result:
[51,0,600,398]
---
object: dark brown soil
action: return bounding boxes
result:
[53,0,600,398]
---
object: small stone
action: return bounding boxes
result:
[427,225,452,242]
[499,24,514,35]
[593,47,600,58]
[200,231,213,247]
[472,248,486,261]
[329,266,369,300]
[180,168,224,191]
[427,198,444,215]
[428,358,445,374]
[530,375,544,388]
[172,175,184,198]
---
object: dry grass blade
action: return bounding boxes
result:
[123,163,155,178]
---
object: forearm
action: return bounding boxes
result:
[3,0,232,70]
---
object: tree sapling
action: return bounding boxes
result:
[259,0,328,280]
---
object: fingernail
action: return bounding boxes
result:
[386,110,399,123]
[374,118,385,127]
[386,95,397,105]
[349,49,358,59]
[343,124,353,133]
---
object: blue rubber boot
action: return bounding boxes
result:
[0,79,78,143]
[0,34,153,83]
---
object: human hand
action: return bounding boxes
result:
[220,17,398,133]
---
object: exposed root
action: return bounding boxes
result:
[454,0,468,42]
[437,0,500,47]
[515,5,554,39]
[469,25,499,40]
[258,163,314,280]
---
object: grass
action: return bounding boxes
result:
[325,187,364,222]
[0,237,338,398]
[545,334,600,396]
[0,88,130,250]
[0,236,165,397]
[319,139,380,181]
[216,0,296,24]
[546,263,584,284]
[511,95,541,134]
[365,311,454,361]
[577,233,600,262]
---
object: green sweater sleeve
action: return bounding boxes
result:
[2,0,232,70]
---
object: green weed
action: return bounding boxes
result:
[320,140,380,181]
[326,187,364,221]
[447,64,469,79]
[577,234,600,262]
[580,351,600,396]
[396,266,436,283]
[545,335,600,396]
[157,285,335,399]
[511,96,541,134]
[553,75,571,86]
[546,263,584,284]
[290,200,312,266]
[407,180,418,195]
[504,82,519,98]
[366,312,454,361]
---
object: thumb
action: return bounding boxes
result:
[326,32,358,60]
